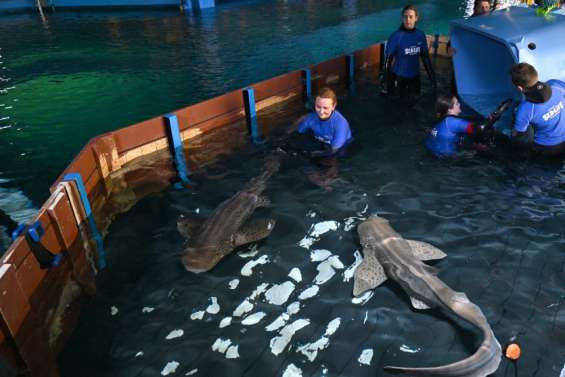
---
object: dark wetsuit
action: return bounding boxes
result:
[514,79,565,156]
[384,25,435,98]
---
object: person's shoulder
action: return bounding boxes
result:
[548,79,565,92]
[333,110,349,124]
[388,28,403,40]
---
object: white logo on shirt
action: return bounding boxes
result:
[430,128,438,137]
[404,46,421,55]
[542,101,564,121]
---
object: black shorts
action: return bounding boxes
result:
[531,140,565,157]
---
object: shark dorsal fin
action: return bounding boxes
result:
[407,240,447,261]
[410,296,432,310]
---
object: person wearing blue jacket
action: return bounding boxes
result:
[510,63,565,157]
[291,87,353,158]
[382,4,436,101]
[426,95,511,157]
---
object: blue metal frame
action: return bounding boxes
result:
[11,221,63,268]
[302,68,312,105]
[346,54,355,92]
[63,173,106,269]
[243,87,262,144]
[433,34,440,57]
[164,114,191,187]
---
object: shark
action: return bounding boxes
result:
[353,216,501,377]
[177,155,280,273]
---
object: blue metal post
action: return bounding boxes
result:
[63,173,106,269]
[302,68,312,105]
[243,88,262,144]
[433,34,440,57]
[346,54,355,91]
[164,114,191,187]
[11,221,63,268]
[196,0,214,8]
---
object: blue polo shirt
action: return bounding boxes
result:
[385,27,428,79]
[297,110,352,150]
[514,80,565,146]
[426,116,472,157]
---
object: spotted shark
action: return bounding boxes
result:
[177,155,280,273]
[354,216,501,377]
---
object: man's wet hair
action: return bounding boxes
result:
[402,4,419,17]
[474,0,491,14]
[316,87,337,105]
[510,63,539,88]
[435,95,458,119]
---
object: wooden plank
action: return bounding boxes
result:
[50,145,98,194]
[113,116,168,155]
[176,89,244,131]
[311,56,347,90]
[91,134,121,179]
[354,43,381,69]
[46,190,79,251]
[252,70,303,102]
[15,252,46,299]
[0,264,31,337]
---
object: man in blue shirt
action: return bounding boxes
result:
[382,4,436,101]
[293,87,353,158]
[510,63,565,157]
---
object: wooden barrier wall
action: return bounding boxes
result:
[0,41,391,376]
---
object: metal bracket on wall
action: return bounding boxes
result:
[243,87,263,145]
[164,114,191,189]
[11,221,63,269]
[63,173,106,269]
[302,68,312,108]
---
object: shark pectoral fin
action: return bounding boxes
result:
[177,214,203,239]
[407,240,447,261]
[233,218,276,247]
[410,297,432,310]
[352,257,387,297]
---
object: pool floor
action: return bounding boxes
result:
[59,69,565,377]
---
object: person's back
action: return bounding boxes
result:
[511,63,565,156]
[426,116,472,157]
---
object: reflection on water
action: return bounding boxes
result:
[60,70,565,377]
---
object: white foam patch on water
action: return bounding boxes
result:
[165,329,184,340]
[265,281,295,305]
[135,351,143,357]
[560,363,565,377]
[142,306,155,313]
[310,249,332,262]
[111,306,118,316]
[250,283,270,299]
[212,338,232,354]
[241,255,269,276]
[327,255,344,269]
[306,210,317,218]
[358,349,373,365]
[161,361,180,375]
[314,260,336,285]
[363,311,368,324]
[352,291,374,305]
[282,363,303,377]
[288,268,302,282]
[185,369,198,376]
[343,216,366,232]
[190,310,205,320]
[343,250,363,282]
[297,318,341,362]
[358,204,369,216]
[206,297,220,314]
[298,286,319,300]
[239,244,259,258]
[233,300,254,317]
[219,317,232,328]
[400,344,421,353]
[226,345,240,359]
[270,319,310,355]
[299,221,339,249]
[265,301,301,332]
[242,312,266,325]
[228,279,240,290]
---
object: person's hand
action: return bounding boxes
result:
[490,98,513,121]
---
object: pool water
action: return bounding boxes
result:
[0,0,463,251]
[59,67,565,376]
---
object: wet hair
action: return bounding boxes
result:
[474,0,491,14]
[510,63,539,88]
[402,4,419,17]
[316,87,337,105]
[435,95,457,119]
